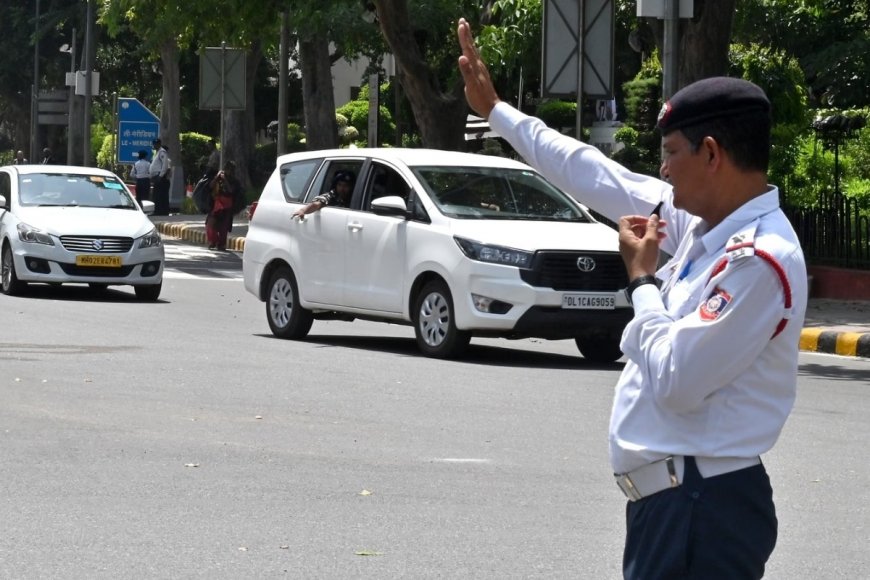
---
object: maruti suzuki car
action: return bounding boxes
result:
[0,165,164,300]
[242,149,632,361]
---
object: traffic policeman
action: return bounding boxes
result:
[457,18,807,579]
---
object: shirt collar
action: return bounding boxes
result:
[700,186,780,255]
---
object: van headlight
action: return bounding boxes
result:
[454,236,532,268]
[138,228,162,249]
[17,223,55,246]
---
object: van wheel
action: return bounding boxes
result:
[575,335,623,363]
[413,280,470,359]
[1,245,27,296]
[267,265,312,339]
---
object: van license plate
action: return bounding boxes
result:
[76,255,122,268]
[562,293,615,310]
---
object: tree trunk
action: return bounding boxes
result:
[298,35,338,151]
[373,0,467,151]
[159,39,183,200]
[648,0,737,90]
[224,41,263,193]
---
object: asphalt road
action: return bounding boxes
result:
[0,241,867,579]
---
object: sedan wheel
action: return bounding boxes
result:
[134,282,162,301]
[267,266,313,339]
[413,280,470,359]
[1,245,27,296]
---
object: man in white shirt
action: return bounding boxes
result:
[457,18,807,579]
[149,138,171,215]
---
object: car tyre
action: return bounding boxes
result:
[267,266,313,339]
[575,334,623,363]
[134,282,162,301]
[413,280,470,359]
[1,244,27,296]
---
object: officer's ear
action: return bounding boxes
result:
[701,136,724,170]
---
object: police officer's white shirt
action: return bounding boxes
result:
[149,147,169,178]
[131,159,151,179]
[488,102,807,475]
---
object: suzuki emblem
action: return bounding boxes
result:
[92,239,104,251]
[576,256,596,272]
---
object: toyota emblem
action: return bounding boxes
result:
[576,256,596,272]
[92,239,104,251]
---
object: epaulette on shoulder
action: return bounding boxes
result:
[707,220,792,339]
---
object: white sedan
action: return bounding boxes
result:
[0,165,164,300]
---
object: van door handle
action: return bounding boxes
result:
[347,221,363,232]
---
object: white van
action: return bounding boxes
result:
[242,148,632,361]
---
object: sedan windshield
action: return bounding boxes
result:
[412,166,590,222]
[18,173,137,210]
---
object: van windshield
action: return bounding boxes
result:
[412,166,591,221]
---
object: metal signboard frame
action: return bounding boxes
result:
[542,0,615,99]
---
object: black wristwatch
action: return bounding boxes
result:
[625,275,660,304]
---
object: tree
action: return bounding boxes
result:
[643,0,737,88]
[100,0,186,187]
[372,0,492,150]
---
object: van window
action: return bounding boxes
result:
[280,160,320,202]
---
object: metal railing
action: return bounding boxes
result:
[785,190,870,269]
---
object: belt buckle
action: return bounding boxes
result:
[615,456,680,502]
[615,473,643,501]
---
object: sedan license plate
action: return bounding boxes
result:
[562,293,615,310]
[75,255,122,268]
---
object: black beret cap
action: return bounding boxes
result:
[657,77,770,133]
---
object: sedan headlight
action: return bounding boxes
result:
[138,227,162,249]
[17,222,55,246]
[454,236,533,268]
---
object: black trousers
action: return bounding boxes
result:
[152,176,170,215]
[623,457,777,580]
[135,178,151,203]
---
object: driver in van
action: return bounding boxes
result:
[292,170,355,220]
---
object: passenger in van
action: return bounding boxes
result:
[292,170,355,219]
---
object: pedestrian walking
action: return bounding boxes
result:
[457,17,807,579]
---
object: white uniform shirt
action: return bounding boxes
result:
[149,147,169,179]
[488,102,807,474]
[131,159,151,179]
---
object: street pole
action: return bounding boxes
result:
[575,0,586,140]
[83,0,94,166]
[662,0,680,99]
[278,12,289,156]
[220,41,226,171]
[31,0,41,163]
[66,28,76,165]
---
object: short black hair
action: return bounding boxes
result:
[332,170,355,189]
[679,110,771,173]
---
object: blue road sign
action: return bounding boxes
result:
[117,98,160,164]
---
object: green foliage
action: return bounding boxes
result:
[336,98,395,146]
[729,42,812,193]
[95,133,127,177]
[534,100,576,130]
[612,60,662,176]
[729,43,810,127]
[179,132,213,181]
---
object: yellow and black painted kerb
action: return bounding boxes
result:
[155,222,245,252]
[800,328,870,358]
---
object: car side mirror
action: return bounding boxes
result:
[371,195,409,218]
[140,199,156,215]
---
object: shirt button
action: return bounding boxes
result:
[691,491,700,500]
